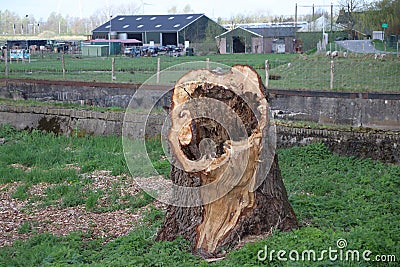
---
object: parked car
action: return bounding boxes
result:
[147,46,157,54]
[156,46,167,53]
[124,46,140,57]
[124,47,133,56]
[140,46,160,56]
[166,45,182,53]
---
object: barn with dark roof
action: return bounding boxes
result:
[91,13,226,48]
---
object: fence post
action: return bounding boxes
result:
[206,58,210,69]
[111,57,116,81]
[62,54,66,80]
[156,57,161,84]
[330,60,334,90]
[265,59,269,88]
[4,49,8,76]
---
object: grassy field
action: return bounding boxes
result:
[0,125,398,266]
[267,52,400,91]
[0,53,291,83]
[0,52,398,92]
[372,40,398,53]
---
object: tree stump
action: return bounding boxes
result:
[156,65,297,258]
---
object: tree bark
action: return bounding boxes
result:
[156,65,297,258]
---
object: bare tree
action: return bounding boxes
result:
[167,6,178,14]
[338,0,369,12]
[167,5,194,14]
[113,3,141,15]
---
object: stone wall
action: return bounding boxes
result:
[277,125,399,164]
[1,104,398,164]
[0,104,164,139]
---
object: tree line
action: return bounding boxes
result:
[358,0,400,35]
[339,0,399,35]
[0,2,142,37]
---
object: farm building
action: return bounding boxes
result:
[82,39,142,56]
[216,25,298,54]
[91,13,226,49]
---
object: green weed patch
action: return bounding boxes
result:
[0,126,398,266]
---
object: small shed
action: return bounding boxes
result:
[216,26,297,54]
[86,39,142,55]
[81,45,109,57]
[82,39,142,55]
[248,27,297,54]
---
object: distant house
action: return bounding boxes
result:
[216,25,297,54]
[336,9,354,30]
[336,9,369,39]
[298,16,344,32]
[91,14,226,47]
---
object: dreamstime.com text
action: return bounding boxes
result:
[257,238,396,263]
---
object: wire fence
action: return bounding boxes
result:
[267,54,400,92]
[0,50,399,93]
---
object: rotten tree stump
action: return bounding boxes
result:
[156,65,297,258]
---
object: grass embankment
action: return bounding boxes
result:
[0,52,398,92]
[268,53,400,91]
[0,125,398,266]
[0,98,126,112]
[0,53,293,84]
[372,40,398,53]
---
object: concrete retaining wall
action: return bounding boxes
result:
[1,79,399,131]
[0,79,170,109]
[0,104,164,139]
[277,125,399,164]
[1,104,398,164]
[269,89,400,131]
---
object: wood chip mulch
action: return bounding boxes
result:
[0,171,168,247]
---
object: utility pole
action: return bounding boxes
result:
[109,15,112,56]
[312,4,315,21]
[331,3,333,34]
[25,15,28,49]
[294,3,297,41]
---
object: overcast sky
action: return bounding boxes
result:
[3,0,339,20]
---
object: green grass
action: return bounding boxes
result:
[0,53,294,84]
[372,40,398,53]
[268,53,400,92]
[0,124,168,211]
[0,97,126,112]
[0,126,398,266]
[1,52,398,92]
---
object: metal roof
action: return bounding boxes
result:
[215,27,263,38]
[93,14,205,33]
[215,26,298,38]
[245,27,297,38]
[86,39,141,43]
